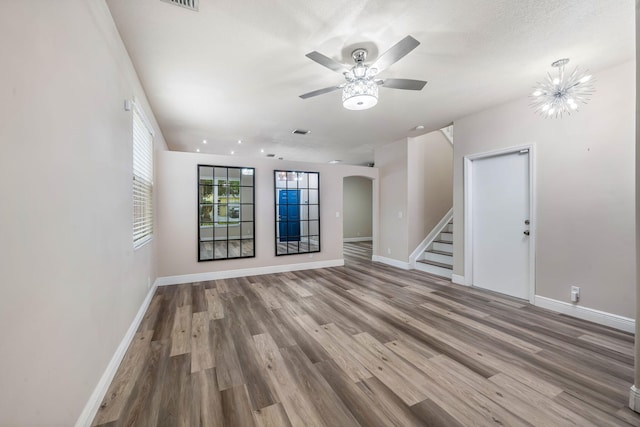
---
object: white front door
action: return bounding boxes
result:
[471,150,531,299]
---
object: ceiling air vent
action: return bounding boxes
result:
[292,129,311,135]
[160,0,199,11]
[266,153,276,157]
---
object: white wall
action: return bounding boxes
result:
[0,1,167,425]
[453,61,635,318]
[157,151,378,279]
[343,176,373,240]
[407,132,453,250]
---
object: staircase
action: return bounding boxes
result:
[416,220,453,279]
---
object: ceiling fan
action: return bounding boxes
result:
[299,35,427,110]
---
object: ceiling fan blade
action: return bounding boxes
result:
[299,85,343,99]
[305,51,350,74]
[381,78,427,90]
[371,36,420,73]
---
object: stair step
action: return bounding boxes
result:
[422,250,453,265]
[415,261,453,279]
[417,259,453,270]
[429,249,451,256]
[439,232,453,242]
[433,241,453,253]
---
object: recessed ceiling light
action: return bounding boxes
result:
[202,139,207,144]
[260,149,265,153]
[196,149,200,152]
[416,125,425,130]
[231,150,235,155]
[238,140,242,144]
[328,160,341,164]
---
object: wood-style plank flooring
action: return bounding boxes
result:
[93,242,640,426]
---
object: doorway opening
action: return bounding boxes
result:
[343,176,374,264]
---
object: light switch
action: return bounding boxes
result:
[398,211,403,219]
[336,211,340,218]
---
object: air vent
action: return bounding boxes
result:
[292,129,311,135]
[160,0,199,11]
[266,153,276,158]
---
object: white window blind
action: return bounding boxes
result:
[133,107,154,248]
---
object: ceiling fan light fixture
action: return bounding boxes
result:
[342,79,378,110]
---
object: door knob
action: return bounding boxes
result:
[524,230,530,236]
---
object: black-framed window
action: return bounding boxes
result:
[274,170,320,256]
[198,165,255,261]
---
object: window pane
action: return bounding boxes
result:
[228,240,241,258]
[200,226,213,242]
[240,168,254,186]
[241,222,254,238]
[241,187,253,203]
[214,241,227,259]
[214,225,227,240]
[200,242,213,260]
[228,168,241,180]
[309,204,319,220]
[309,220,319,235]
[309,237,320,252]
[241,239,254,257]
[241,205,254,221]
[228,224,240,239]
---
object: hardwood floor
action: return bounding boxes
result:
[93,242,640,426]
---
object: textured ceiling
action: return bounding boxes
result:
[106,0,635,165]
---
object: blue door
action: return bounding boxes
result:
[279,190,300,242]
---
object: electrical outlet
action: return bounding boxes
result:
[570,286,580,303]
[147,277,151,289]
[387,248,391,255]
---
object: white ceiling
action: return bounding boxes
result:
[106,0,635,165]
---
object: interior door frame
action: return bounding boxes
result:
[463,144,536,303]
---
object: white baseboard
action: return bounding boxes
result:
[630,386,640,412]
[75,282,158,427]
[451,274,466,286]
[343,237,373,242]
[372,255,410,270]
[409,208,453,267]
[155,259,345,287]
[534,295,635,333]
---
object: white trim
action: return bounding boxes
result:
[131,97,155,137]
[451,274,466,286]
[155,259,344,286]
[409,208,453,267]
[534,295,635,333]
[372,255,410,270]
[463,144,536,302]
[629,386,640,412]
[343,237,373,242]
[440,125,454,146]
[75,282,158,427]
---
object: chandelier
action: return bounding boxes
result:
[529,58,595,118]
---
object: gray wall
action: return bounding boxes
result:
[0,1,167,425]
[156,152,378,277]
[408,132,454,251]
[343,176,373,240]
[375,139,410,260]
[375,131,454,262]
[453,60,635,318]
